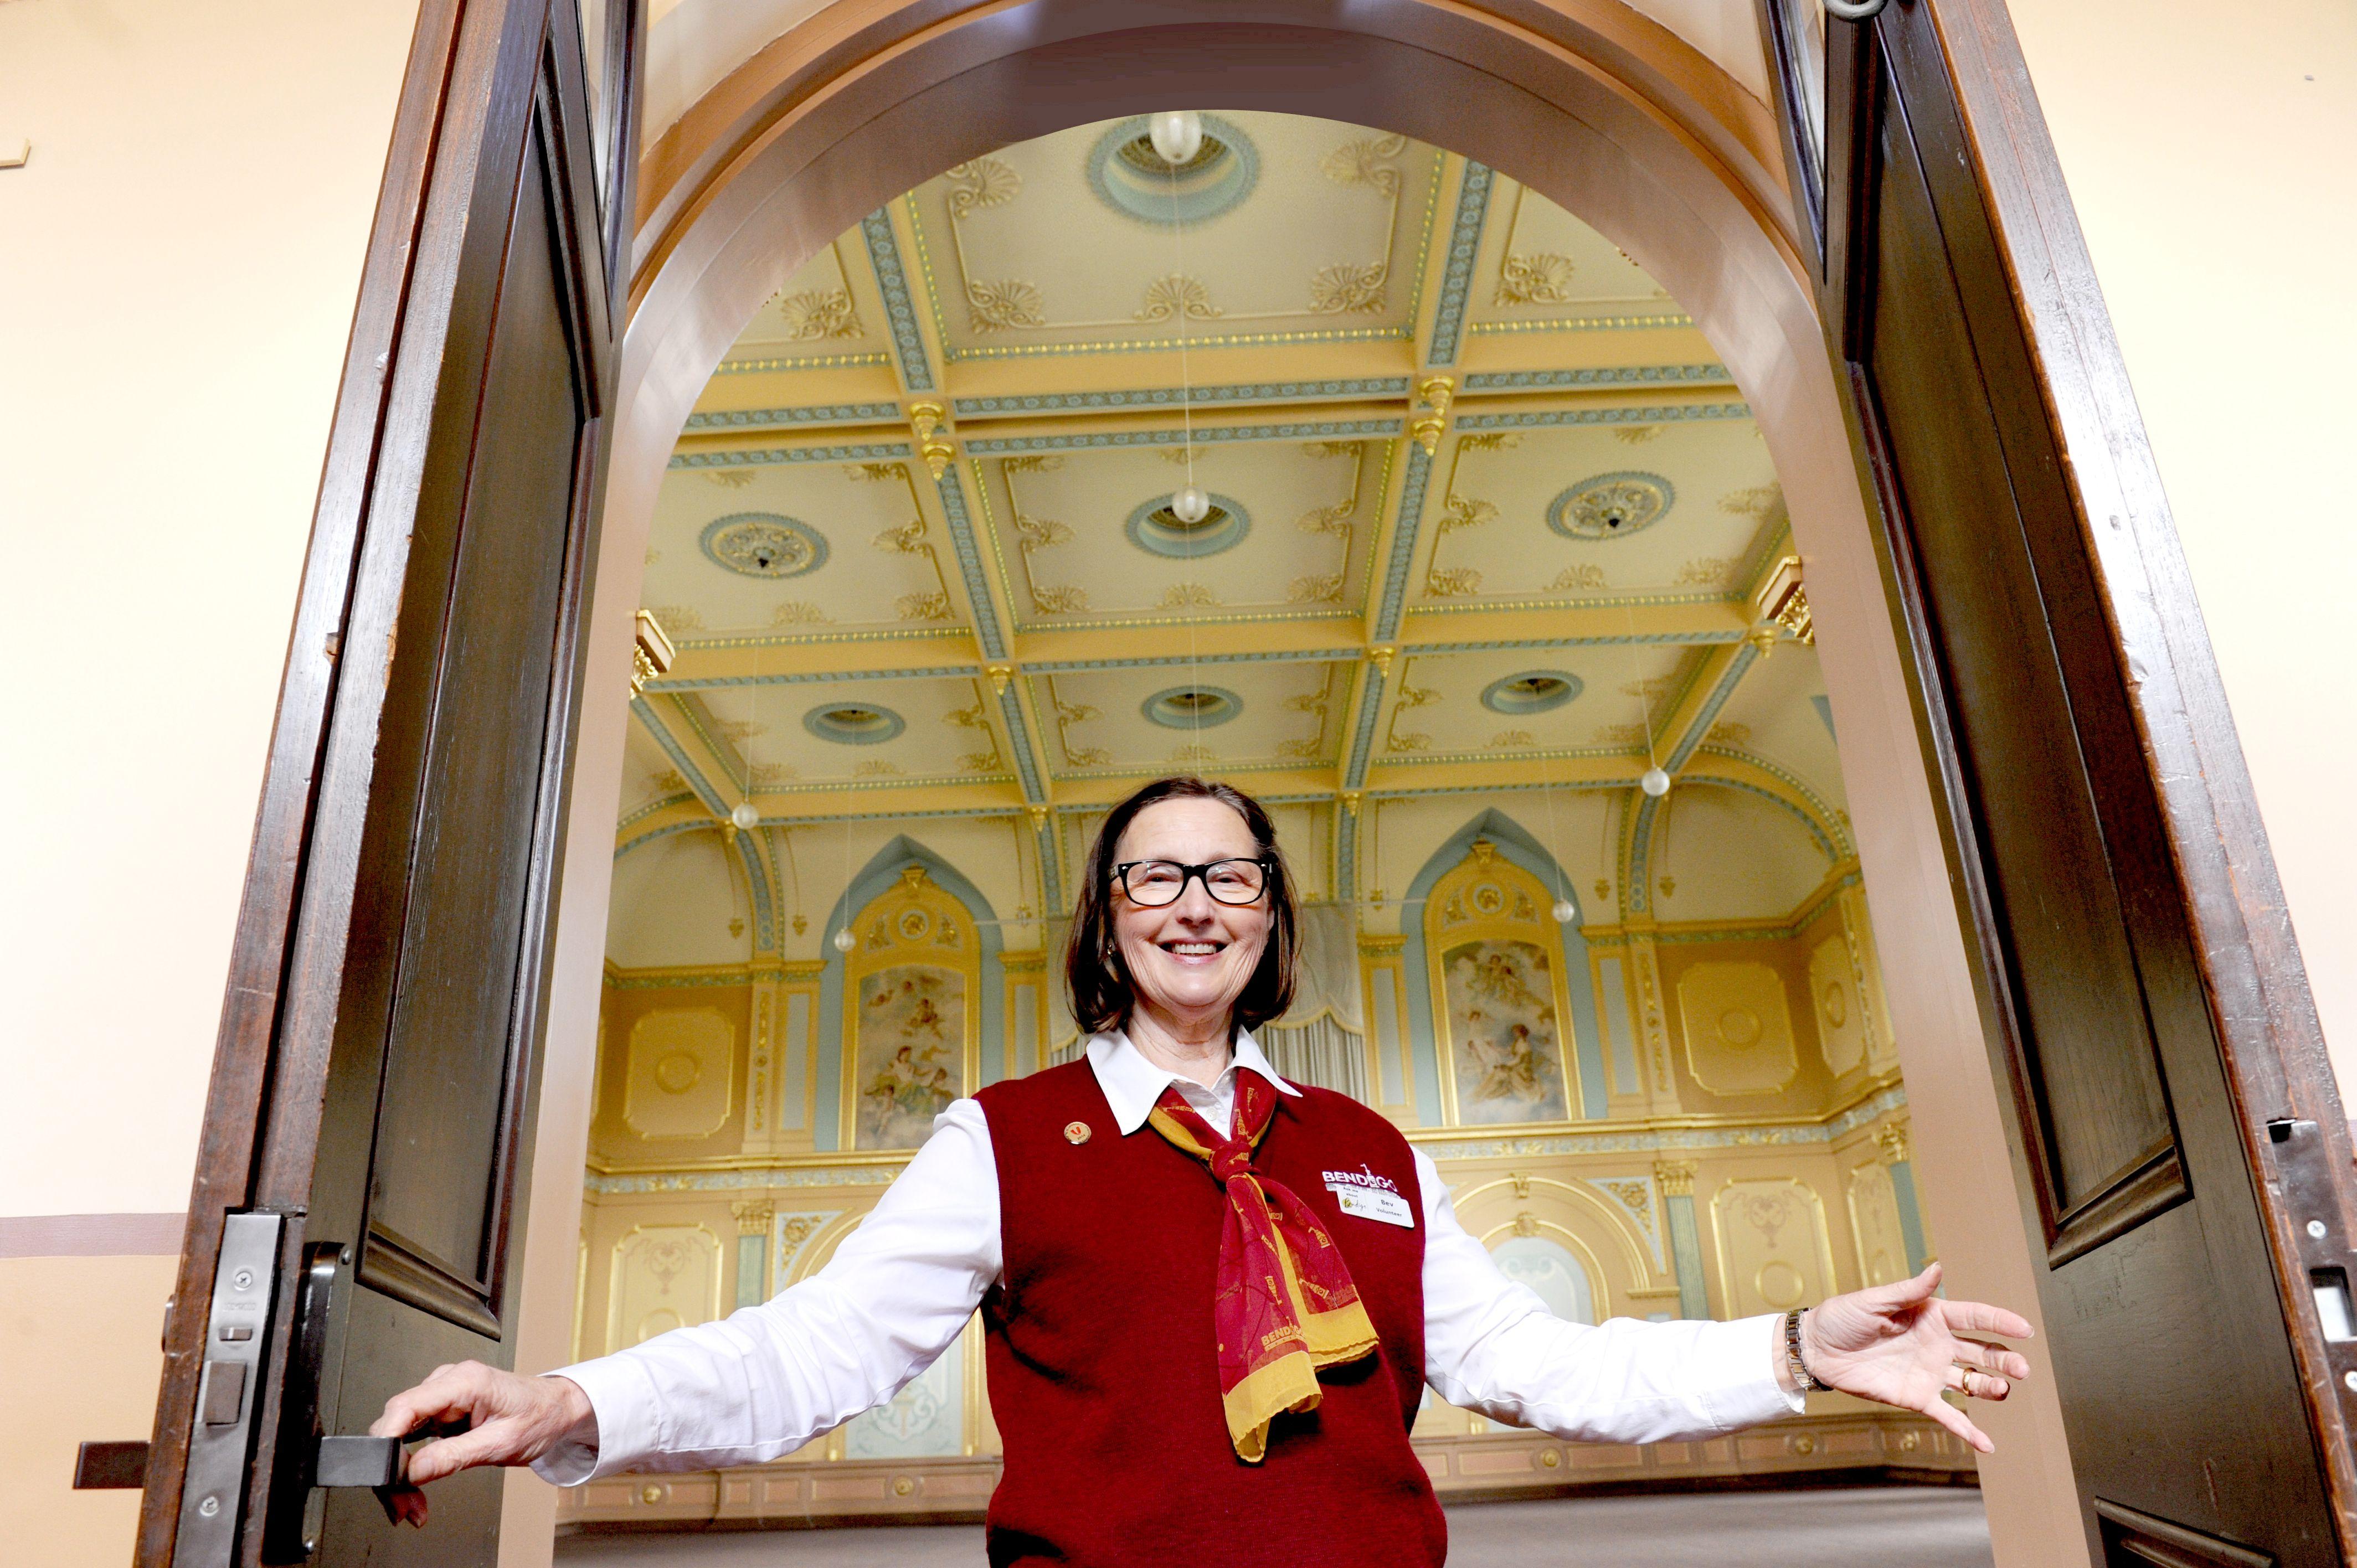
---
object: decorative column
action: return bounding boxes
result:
[731,1200,774,1311]
[1876,1120,1932,1273]
[1655,1159,1712,1320]
[1839,883,1900,1075]
[1627,929,1679,1115]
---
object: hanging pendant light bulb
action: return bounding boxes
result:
[1148,110,1203,166]
[832,926,857,954]
[1641,766,1671,798]
[1551,898,1578,925]
[1171,483,1210,524]
[730,801,759,831]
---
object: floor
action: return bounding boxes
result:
[553,1485,1994,1566]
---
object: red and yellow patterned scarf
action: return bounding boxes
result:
[1146,1069,1379,1462]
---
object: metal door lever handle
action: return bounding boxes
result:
[313,1436,407,1489]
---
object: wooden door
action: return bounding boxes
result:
[1755,0,2357,1560]
[133,1,638,1562]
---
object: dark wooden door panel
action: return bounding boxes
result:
[1783,0,2355,1560]
[1858,77,2185,1256]
[362,117,587,1335]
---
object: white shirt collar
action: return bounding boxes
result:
[1084,1028,1302,1135]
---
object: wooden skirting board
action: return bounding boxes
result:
[557,1407,1971,1533]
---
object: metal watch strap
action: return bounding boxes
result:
[1784,1307,1822,1392]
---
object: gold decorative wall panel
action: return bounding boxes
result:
[1708,1177,1837,1317]
[608,1223,723,1352]
[1845,1159,1910,1288]
[1808,935,1867,1077]
[1675,961,1798,1097]
[623,1008,737,1139]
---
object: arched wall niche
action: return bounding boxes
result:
[523,2,2082,1555]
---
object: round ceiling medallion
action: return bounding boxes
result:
[1125,492,1250,558]
[802,702,905,745]
[1088,114,1259,226]
[700,512,828,577]
[1483,670,1584,715]
[1547,472,1675,540]
[1142,685,1243,729]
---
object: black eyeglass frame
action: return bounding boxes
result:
[1110,858,1277,907]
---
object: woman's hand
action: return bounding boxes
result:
[1797,1262,2033,1454]
[366,1362,597,1527]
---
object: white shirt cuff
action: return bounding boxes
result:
[1696,1313,1808,1429]
[528,1360,660,1485]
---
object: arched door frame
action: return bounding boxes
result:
[513,5,2085,1560]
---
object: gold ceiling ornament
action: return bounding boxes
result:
[1384,730,1430,753]
[1592,722,1646,747]
[1437,493,1499,533]
[965,279,1046,334]
[1674,556,1741,587]
[1424,564,1482,597]
[1457,431,1523,452]
[905,402,957,478]
[1302,440,1363,460]
[1320,132,1408,195]
[1013,513,1072,553]
[1489,729,1537,749]
[1751,554,1814,651]
[872,516,930,555]
[985,663,1016,697]
[1612,424,1663,445]
[1368,646,1396,677]
[1052,697,1098,725]
[1495,251,1578,307]
[1548,564,1607,591]
[1339,788,1364,814]
[1706,722,1753,749]
[1025,804,1050,831]
[1134,274,1222,323]
[1875,1120,1913,1166]
[1718,484,1782,517]
[649,602,703,632]
[1308,260,1387,315]
[1394,680,1441,709]
[999,453,1066,474]
[945,156,1021,218]
[1409,374,1455,455]
[957,747,1002,773]
[1031,584,1088,615]
[1653,1159,1698,1197]
[630,609,676,697]
[855,760,905,778]
[1658,874,1677,899]
[732,1199,775,1235]
[1170,742,1220,767]
[1159,582,1219,607]
[1286,572,1345,604]
[775,288,862,340]
[701,469,755,488]
[1512,1211,1541,1239]
[944,695,990,729]
[1285,689,1331,716]
[770,601,831,626]
[843,461,909,482]
[1277,737,1323,759]
[894,591,954,622]
[1594,878,1612,903]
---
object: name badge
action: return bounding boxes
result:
[1328,1181,1415,1229]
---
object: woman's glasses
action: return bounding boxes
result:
[1113,859,1272,907]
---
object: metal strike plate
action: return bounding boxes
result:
[172,1212,282,1568]
[73,1440,151,1489]
[313,1436,406,1489]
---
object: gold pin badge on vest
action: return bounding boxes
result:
[1063,1120,1092,1145]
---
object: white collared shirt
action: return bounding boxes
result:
[536,1031,1799,1483]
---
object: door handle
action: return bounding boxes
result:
[312,1435,407,1488]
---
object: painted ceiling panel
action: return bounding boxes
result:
[984,442,1369,623]
[689,674,1011,789]
[1038,659,1342,779]
[1380,643,1697,761]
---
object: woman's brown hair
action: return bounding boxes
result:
[1064,776,1299,1037]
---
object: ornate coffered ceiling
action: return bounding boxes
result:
[615,112,1848,966]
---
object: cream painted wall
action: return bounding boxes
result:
[0,0,423,1219]
[0,4,418,1556]
[2008,0,2357,1082]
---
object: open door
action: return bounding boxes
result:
[1756,0,2357,1560]
[126,1,638,1562]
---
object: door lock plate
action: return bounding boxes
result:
[171,1212,282,1568]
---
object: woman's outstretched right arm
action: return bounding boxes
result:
[371,1101,1001,1519]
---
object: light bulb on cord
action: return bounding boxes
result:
[832,927,857,954]
[1551,899,1578,925]
[1641,766,1671,798]
[730,801,759,831]
[1172,483,1210,524]
[1149,111,1203,166]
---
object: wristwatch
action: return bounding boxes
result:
[1784,1307,1823,1392]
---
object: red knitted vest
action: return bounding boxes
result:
[975,1059,1447,1568]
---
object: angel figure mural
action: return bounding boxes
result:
[1444,938,1569,1123]
[855,965,965,1148]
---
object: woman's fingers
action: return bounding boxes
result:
[1951,1336,2032,1381]
[1939,1297,2035,1341]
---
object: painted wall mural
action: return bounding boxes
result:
[855,964,965,1147]
[1427,839,1579,1123]
[841,865,981,1151]
[1442,939,1569,1122]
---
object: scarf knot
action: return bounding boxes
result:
[1144,1068,1380,1462]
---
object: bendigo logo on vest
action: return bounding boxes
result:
[1323,1167,1416,1230]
